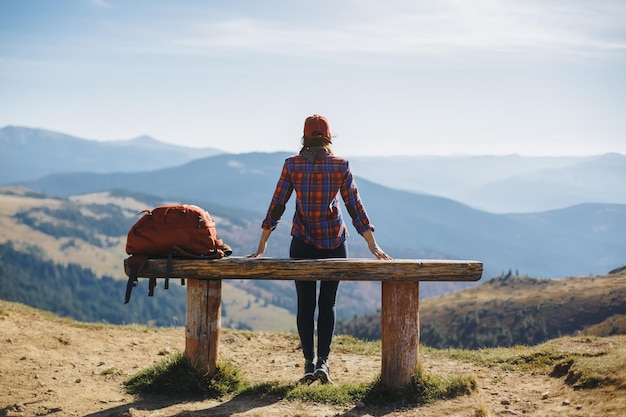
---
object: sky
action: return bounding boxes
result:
[1,0,625,156]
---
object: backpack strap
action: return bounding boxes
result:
[219,242,233,257]
[172,245,224,259]
[164,249,173,290]
[148,277,157,297]
[125,255,147,304]
[169,245,221,288]
[147,251,164,297]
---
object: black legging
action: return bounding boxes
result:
[290,237,347,361]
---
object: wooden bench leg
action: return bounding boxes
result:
[381,280,420,388]
[185,278,222,376]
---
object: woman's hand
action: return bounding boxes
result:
[369,243,392,260]
[247,228,272,258]
[246,249,265,258]
[362,229,393,260]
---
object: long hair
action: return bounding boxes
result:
[300,136,333,154]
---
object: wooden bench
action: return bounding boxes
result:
[124,257,482,388]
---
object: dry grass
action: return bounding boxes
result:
[434,335,626,389]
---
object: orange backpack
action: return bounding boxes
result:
[124,204,232,303]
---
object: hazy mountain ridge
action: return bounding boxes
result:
[3,126,625,214]
[349,153,626,213]
[466,153,626,213]
[0,126,223,183]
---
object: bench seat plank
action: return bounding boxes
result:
[124,257,483,282]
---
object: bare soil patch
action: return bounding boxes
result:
[1,301,624,417]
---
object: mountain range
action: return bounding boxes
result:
[3,125,626,214]
[348,153,626,213]
[15,151,626,279]
[0,126,222,183]
[1,125,625,329]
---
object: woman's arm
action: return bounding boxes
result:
[247,228,273,258]
[250,160,294,258]
[361,229,392,260]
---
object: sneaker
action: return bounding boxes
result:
[299,359,316,383]
[314,358,333,384]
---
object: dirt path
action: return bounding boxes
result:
[1,301,624,417]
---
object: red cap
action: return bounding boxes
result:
[303,114,331,140]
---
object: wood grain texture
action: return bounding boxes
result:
[185,279,221,376]
[381,280,420,388]
[124,257,483,282]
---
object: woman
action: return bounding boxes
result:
[248,114,391,384]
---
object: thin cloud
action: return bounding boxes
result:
[168,0,626,59]
[88,0,111,8]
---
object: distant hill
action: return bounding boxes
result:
[337,272,626,348]
[0,240,297,330]
[0,240,187,326]
[0,126,223,184]
[349,153,626,213]
[465,153,626,213]
[20,152,626,278]
[21,152,292,216]
[0,187,391,326]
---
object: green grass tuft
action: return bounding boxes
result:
[363,367,476,407]
[124,355,475,406]
[287,381,372,405]
[124,353,246,398]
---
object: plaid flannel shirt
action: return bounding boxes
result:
[262,152,374,249]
